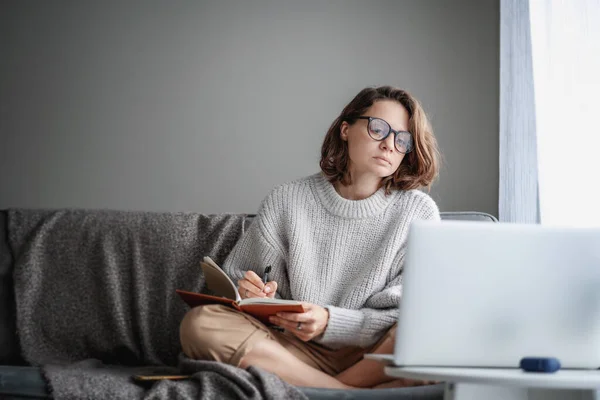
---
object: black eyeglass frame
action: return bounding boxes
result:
[355,116,414,154]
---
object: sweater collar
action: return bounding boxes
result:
[312,173,398,219]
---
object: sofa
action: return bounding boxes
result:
[0,208,497,399]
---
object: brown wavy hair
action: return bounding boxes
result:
[320,86,440,194]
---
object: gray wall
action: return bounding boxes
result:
[0,0,499,216]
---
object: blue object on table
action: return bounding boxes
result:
[520,357,561,372]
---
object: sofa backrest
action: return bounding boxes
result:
[0,209,496,366]
[242,211,498,230]
[5,209,251,366]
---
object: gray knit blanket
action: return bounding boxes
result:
[44,355,305,400]
[8,209,306,400]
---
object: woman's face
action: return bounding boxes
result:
[340,100,409,180]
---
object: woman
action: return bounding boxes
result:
[180,86,441,389]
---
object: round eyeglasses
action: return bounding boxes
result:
[356,116,414,154]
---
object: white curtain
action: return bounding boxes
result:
[499,0,539,224]
[530,0,600,228]
[500,0,600,227]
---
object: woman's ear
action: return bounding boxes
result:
[340,122,349,141]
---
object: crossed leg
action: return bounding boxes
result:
[240,328,433,389]
[335,329,434,388]
[181,305,431,389]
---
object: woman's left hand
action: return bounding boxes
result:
[269,302,329,342]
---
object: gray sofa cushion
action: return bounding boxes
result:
[8,209,248,366]
[0,364,445,400]
[0,210,21,365]
[300,385,445,399]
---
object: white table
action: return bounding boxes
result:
[384,366,600,400]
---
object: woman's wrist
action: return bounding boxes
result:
[317,306,330,336]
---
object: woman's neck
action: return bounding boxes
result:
[335,173,382,200]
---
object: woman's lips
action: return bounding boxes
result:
[374,157,391,165]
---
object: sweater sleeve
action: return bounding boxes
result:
[316,261,403,348]
[316,193,441,348]
[221,197,292,300]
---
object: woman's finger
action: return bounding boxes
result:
[270,315,314,331]
[268,316,294,330]
[276,310,311,322]
[237,279,266,298]
[264,281,278,297]
[268,315,317,342]
[244,270,265,289]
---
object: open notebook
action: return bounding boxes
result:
[176,256,304,325]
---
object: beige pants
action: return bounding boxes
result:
[180,304,395,376]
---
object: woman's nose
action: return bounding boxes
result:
[381,133,395,151]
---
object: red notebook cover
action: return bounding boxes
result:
[176,289,305,325]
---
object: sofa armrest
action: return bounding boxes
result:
[440,211,498,222]
[0,366,49,399]
[0,210,22,365]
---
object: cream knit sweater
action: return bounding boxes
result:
[222,172,440,349]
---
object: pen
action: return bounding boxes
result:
[263,265,272,284]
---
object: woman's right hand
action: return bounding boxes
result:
[237,270,278,299]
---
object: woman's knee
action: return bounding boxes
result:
[180,306,205,358]
[180,305,229,359]
[179,304,271,364]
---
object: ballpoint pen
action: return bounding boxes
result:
[263,265,272,284]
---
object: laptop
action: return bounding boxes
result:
[366,220,600,369]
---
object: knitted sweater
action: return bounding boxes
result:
[222,172,440,348]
